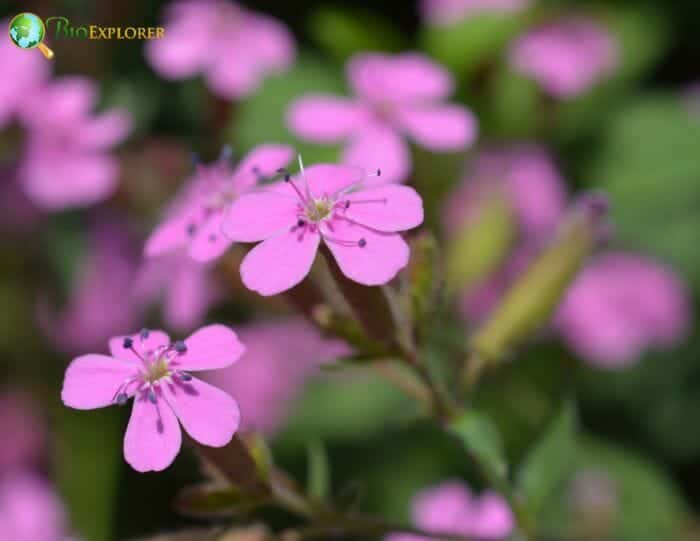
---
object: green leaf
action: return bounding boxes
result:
[306,440,330,501]
[516,401,577,516]
[308,7,404,62]
[449,410,508,481]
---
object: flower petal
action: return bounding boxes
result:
[162,377,240,447]
[287,95,371,142]
[323,220,409,285]
[348,53,453,104]
[175,324,245,371]
[343,124,410,185]
[231,144,294,192]
[240,229,321,296]
[342,184,424,232]
[109,330,171,363]
[188,213,233,262]
[302,164,365,197]
[223,188,297,242]
[395,105,477,151]
[61,354,136,410]
[123,393,182,472]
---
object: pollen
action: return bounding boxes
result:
[143,357,171,384]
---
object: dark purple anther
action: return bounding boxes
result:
[186,223,197,236]
[358,238,367,248]
[116,393,128,406]
[140,328,150,340]
[147,389,157,404]
[376,169,381,176]
[180,372,193,382]
[174,341,187,354]
[123,337,133,349]
[344,200,350,209]
[297,219,305,227]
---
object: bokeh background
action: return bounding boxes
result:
[1,0,699,540]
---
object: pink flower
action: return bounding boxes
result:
[134,255,224,332]
[554,252,690,368]
[146,0,295,100]
[61,325,244,472]
[0,29,49,128]
[288,53,477,183]
[0,391,45,473]
[421,0,530,26]
[223,162,424,295]
[445,145,567,241]
[386,481,514,541]
[38,220,142,354]
[510,18,618,98]
[18,77,131,210]
[145,144,294,263]
[206,318,350,434]
[0,473,67,541]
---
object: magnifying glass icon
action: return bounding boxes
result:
[8,12,54,59]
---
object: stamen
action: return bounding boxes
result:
[342,197,388,206]
[297,219,306,228]
[123,337,133,349]
[140,328,150,340]
[298,154,313,202]
[186,223,197,236]
[147,389,157,404]
[180,372,192,382]
[358,238,367,248]
[116,393,129,406]
[173,341,187,354]
[284,171,309,205]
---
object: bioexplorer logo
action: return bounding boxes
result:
[8,12,165,60]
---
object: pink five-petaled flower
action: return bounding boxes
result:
[509,18,618,99]
[554,252,690,368]
[223,162,424,296]
[145,144,294,263]
[288,53,477,184]
[386,481,514,541]
[146,0,295,100]
[18,76,132,210]
[61,325,244,472]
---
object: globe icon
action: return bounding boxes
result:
[8,13,45,49]
[8,13,53,59]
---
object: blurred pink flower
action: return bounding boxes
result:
[0,391,45,473]
[18,77,131,210]
[38,220,142,354]
[421,0,530,26]
[510,18,618,98]
[0,473,67,541]
[205,318,350,434]
[134,255,224,332]
[554,252,690,368]
[445,145,567,241]
[62,326,244,472]
[288,53,477,183]
[224,163,424,295]
[386,481,514,541]
[0,29,49,128]
[146,0,295,100]
[145,145,294,263]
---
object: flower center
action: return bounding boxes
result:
[143,356,171,384]
[306,198,333,222]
